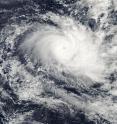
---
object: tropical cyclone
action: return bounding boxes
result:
[0,0,117,123]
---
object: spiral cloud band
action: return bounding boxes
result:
[21,15,106,82]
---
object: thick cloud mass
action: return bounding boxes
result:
[21,15,106,82]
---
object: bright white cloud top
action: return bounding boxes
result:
[20,14,109,83]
